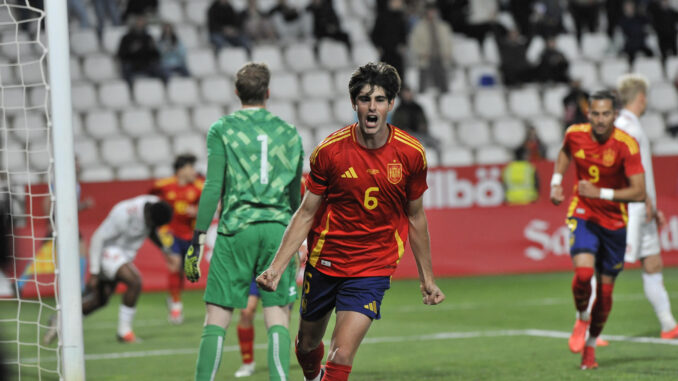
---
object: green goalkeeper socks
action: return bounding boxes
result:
[267,325,291,381]
[195,324,226,381]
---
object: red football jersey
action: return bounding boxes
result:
[150,176,204,240]
[305,124,428,277]
[563,124,644,230]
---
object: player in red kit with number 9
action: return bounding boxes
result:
[257,62,445,381]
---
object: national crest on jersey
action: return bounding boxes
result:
[305,124,428,277]
[563,123,643,229]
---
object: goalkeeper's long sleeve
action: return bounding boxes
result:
[194,122,226,231]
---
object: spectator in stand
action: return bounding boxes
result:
[117,15,168,87]
[647,0,678,62]
[508,0,535,37]
[371,0,409,82]
[537,36,570,83]
[605,0,624,39]
[268,0,310,43]
[562,79,590,130]
[391,86,442,161]
[466,0,502,45]
[436,0,471,37]
[306,0,352,54]
[68,0,91,29]
[497,28,533,86]
[242,0,277,44]
[157,23,190,78]
[619,0,654,64]
[93,0,122,38]
[122,0,158,22]
[515,125,547,162]
[569,0,599,45]
[531,0,565,38]
[409,2,454,93]
[207,0,252,54]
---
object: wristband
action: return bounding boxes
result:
[550,173,563,186]
[600,188,614,200]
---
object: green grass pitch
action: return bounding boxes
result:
[3,268,678,380]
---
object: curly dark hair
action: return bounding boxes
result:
[348,62,401,103]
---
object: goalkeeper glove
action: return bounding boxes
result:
[184,230,206,283]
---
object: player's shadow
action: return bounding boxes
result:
[602,354,677,368]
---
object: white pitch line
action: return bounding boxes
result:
[14,328,678,364]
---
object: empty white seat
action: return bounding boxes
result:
[252,45,285,72]
[71,112,84,137]
[332,98,356,125]
[269,72,300,100]
[474,89,507,120]
[440,146,473,167]
[187,48,217,77]
[117,164,152,180]
[0,31,35,62]
[581,33,610,62]
[417,91,440,121]
[74,137,100,165]
[467,64,500,88]
[28,143,51,172]
[666,56,678,82]
[168,77,200,106]
[648,83,678,113]
[543,85,569,117]
[482,37,500,65]
[448,68,469,92]
[28,85,47,109]
[3,141,26,172]
[185,0,211,25]
[351,42,379,66]
[83,54,118,83]
[640,112,667,142]
[600,59,630,87]
[555,34,580,61]
[172,133,207,159]
[159,0,184,24]
[301,70,335,98]
[652,139,678,156]
[157,107,191,135]
[284,43,317,73]
[529,116,563,145]
[428,119,455,146]
[200,76,235,104]
[568,61,598,90]
[457,120,491,147]
[72,82,98,111]
[152,164,174,178]
[333,69,354,94]
[296,127,316,160]
[314,125,341,145]
[267,100,297,126]
[12,112,47,144]
[133,78,165,107]
[175,25,200,49]
[80,166,115,182]
[137,135,172,164]
[120,109,155,137]
[342,17,367,44]
[632,57,664,84]
[192,105,225,133]
[101,136,136,166]
[70,29,99,56]
[318,40,351,70]
[526,37,545,64]
[70,56,82,82]
[99,80,131,109]
[299,99,332,126]
[508,87,542,118]
[85,110,119,138]
[492,118,526,149]
[476,145,512,165]
[0,65,18,87]
[102,26,127,55]
[18,60,45,85]
[218,47,248,76]
[454,37,482,67]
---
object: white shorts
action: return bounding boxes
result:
[100,247,135,280]
[625,204,661,263]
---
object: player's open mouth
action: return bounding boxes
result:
[366,115,378,127]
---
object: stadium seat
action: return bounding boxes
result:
[476,145,512,165]
[172,132,207,160]
[652,139,678,156]
[218,47,249,76]
[186,48,217,78]
[4,141,27,172]
[333,69,354,94]
[457,119,492,147]
[299,99,333,126]
[101,136,136,166]
[492,118,526,149]
[82,54,118,83]
[269,72,300,100]
[526,36,545,64]
[640,112,667,142]
[528,116,563,146]
[18,60,44,85]
[648,83,678,113]
[175,25,200,50]
[555,34,580,61]
[454,36,483,67]
[152,163,174,178]
[133,78,166,107]
[167,77,200,106]
[159,0,184,24]
[600,58,630,87]
[508,87,542,118]
[120,109,156,137]
[70,29,99,56]
[191,105,225,133]
[333,98,356,125]
[99,80,132,110]
[467,64,501,88]
[0,64,17,87]
[474,89,507,120]
[448,68,469,92]
[137,135,172,164]
[666,56,678,82]
[632,57,665,84]
[200,76,235,104]
[185,0,211,25]
[546,143,561,160]
[351,42,379,66]
[74,137,100,165]
[11,112,47,144]
[157,107,191,135]
[301,70,335,98]
[440,146,473,167]
[343,17,368,44]
[313,125,340,145]
[439,93,473,121]
[428,119,455,146]
[318,40,351,70]
[581,33,610,62]
[117,164,152,180]
[542,84,569,117]
[267,100,297,126]
[85,110,119,138]
[482,37,500,65]
[101,26,127,55]
[0,31,35,62]
[284,43,317,73]
[1,87,24,112]
[568,61,599,90]
[296,127,316,161]
[252,45,285,73]
[79,166,115,182]
[28,142,50,172]
[28,85,47,109]
[70,57,82,82]
[71,112,84,138]
[417,91,440,121]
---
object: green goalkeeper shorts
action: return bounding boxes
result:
[204,222,298,309]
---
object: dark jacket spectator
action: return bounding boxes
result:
[117,16,167,86]
[207,0,252,53]
[619,0,653,64]
[391,86,442,161]
[537,37,569,83]
[371,0,409,81]
[648,0,678,61]
[242,0,277,43]
[268,0,311,42]
[569,0,599,45]
[497,29,533,86]
[306,0,352,52]
[122,0,158,21]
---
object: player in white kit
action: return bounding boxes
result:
[43,195,173,344]
[616,74,678,339]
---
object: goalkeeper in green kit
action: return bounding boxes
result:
[184,62,304,381]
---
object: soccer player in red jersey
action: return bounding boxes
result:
[256,62,445,381]
[550,90,646,370]
[150,154,204,324]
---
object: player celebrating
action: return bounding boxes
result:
[43,195,173,344]
[150,153,204,324]
[256,62,445,381]
[550,90,646,369]
[616,74,678,339]
[184,62,304,381]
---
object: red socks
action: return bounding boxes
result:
[590,283,614,338]
[323,361,351,381]
[168,271,183,302]
[572,267,594,313]
[237,326,255,364]
[295,340,324,380]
